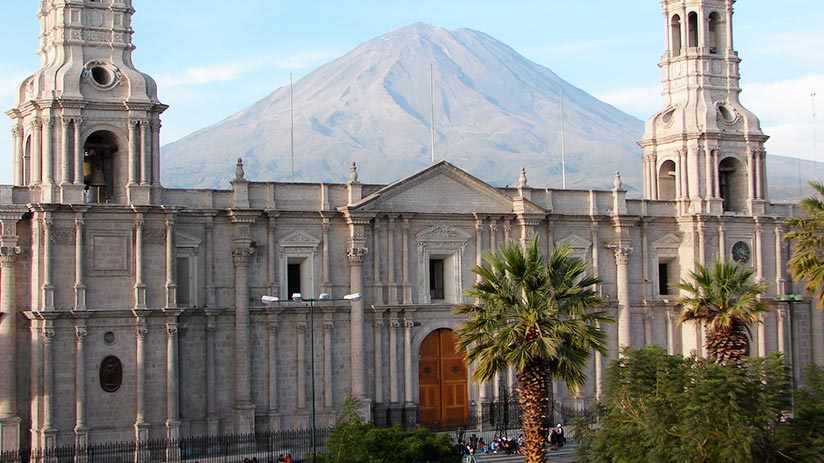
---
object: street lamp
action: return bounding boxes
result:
[775,293,804,417]
[261,291,361,463]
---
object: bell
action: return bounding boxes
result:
[88,168,106,186]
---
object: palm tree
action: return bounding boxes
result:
[676,259,767,363]
[455,238,611,463]
[786,180,824,306]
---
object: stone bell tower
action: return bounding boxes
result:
[639,0,768,216]
[6,0,166,205]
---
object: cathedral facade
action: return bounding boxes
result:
[1,0,821,452]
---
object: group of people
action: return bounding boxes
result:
[275,454,293,463]
[453,424,566,460]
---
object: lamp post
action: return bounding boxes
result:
[775,293,803,417]
[261,292,361,463]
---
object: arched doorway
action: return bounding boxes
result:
[418,328,468,427]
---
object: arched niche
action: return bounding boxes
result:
[671,14,682,57]
[708,11,726,54]
[718,157,746,212]
[657,159,677,200]
[687,11,699,48]
[83,130,119,203]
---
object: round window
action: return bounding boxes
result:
[717,104,737,124]
[90,66,113,86]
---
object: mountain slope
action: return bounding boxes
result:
[160,23,643,191]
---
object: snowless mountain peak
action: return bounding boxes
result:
[161,23,644,190]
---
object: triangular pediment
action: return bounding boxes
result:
[556,234,591,250]
[175,231,202,248]
[652,233,681,248]
[278,230,320,248]
[347,161,545,215]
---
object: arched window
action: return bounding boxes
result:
[83,130,118,203]
[687,12,699,48]
[658,159,677,200]
[708,11,725,54]
[718,157,746,212]
[671,14,682,57]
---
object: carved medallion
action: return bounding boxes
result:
[99,355,123,393]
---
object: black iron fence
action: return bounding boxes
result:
[0,428,331,463]
[1,399,589,463]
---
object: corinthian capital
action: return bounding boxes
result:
[232,246,254,266]
[347,246,368,265]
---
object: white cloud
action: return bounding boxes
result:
[155,50,339,88]
[593,85,662,119]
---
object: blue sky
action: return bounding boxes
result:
[0,1,822,185]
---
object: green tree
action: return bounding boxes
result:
[574,346,794,463]
[786,180,824,306]
[676,259,767,363]
[319,397,459,463]
[455,238,611,463]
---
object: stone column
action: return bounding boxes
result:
[151,121,161,188]
[777,308,787,355]
[666,311,677,356]
[613,246,632,354]
[232,246,255,433]
[31,119,42,185]
[134,214,147,309]
[811,305,824,365]
[42,117,54,186]
[296,321,307,411]
[205,310,220,435]
[372,220,384,305]
[372,318,384,405]
[74,320,89,449]
[74,118,83,186]
[323,319,334,409]
[42,318,57,448]
[347,246,368,408]
[389,317,399,404]
[401,218,412,304]
[0,240,22,452]
[61,117,72,185]
[165,216,177,309]
[746,150,756,201]
[74,213,87,310]
[140,122,151,185]
[266,314,280,430]
[134,313,149,442]
[42,212,54,311]
[128,120,140,186]
[12,125,22,185]
[775,226,785,294]
[718,223,726,262]
[386,217,398,305]
[206,218,217,308]
[403,319,414,406]
[165,319,181,443]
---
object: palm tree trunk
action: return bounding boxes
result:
[517,361,550,463]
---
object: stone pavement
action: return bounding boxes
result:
[472,445,577,462]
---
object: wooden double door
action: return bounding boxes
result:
[418,329,468,426]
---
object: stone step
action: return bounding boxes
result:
[470,445,577,463]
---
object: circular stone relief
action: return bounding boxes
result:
[103,331,116,345]
[99,355,123,393]
[731,240,751,264]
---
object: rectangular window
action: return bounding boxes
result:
[287,262,302,298]
[430,258,445,300]
[658,262,670,295]
[177,256,191,307]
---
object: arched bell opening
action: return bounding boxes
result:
[657,159,677,200]
[83,130,118,203]
[718,157,746,212]
[708,11,726,54]
[671,14,682,57]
